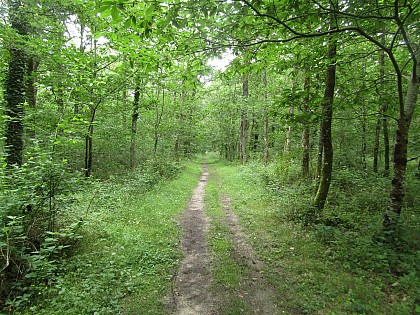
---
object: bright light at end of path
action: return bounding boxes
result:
[207,51,235,72]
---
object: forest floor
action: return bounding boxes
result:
[169,163,280,315]
[17,158,416,314]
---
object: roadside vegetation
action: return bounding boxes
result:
[214,158,419,314]
[8,161,201,315]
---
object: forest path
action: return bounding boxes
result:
[172,163,219,314]
[171,163,280,314]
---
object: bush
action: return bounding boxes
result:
[0,154,82,312]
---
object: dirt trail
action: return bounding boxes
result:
[171,164,279,314]
[172,164,219,315]
[221,194,279,314]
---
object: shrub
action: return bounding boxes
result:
[0,154,82,312]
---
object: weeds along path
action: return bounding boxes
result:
[172,163,220,315]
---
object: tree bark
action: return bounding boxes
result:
[375,35,390,176]
[302,64,311,178]
[130,86,140,168]
[316,123,323,182]
[85,105,98,177]
[313,35,337,210]
[373,116,381,173]
[241,73,248,164]
[361,104,367,174]
[5,0,27,167]
[154,87,164,157]
[380,41,390,176]
[383,45,419,230]
[263,70,269,165]
[284,106,293,153]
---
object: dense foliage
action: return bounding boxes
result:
[0,0,419,313]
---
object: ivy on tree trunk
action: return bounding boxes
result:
[5,0,28,167]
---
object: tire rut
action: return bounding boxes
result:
[221,194,280,315]
[172,164,219,315]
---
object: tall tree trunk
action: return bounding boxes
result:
[373,116,381,173]
[382,107,390,176]
[313,35,337,210]
[122,88,127,128]
[154,87,164,157]
[375,34,390,176]
[316,123,323,182]
[130,86,140,168]
[285,64,298,153]
[174,93,180,161]
[85,37,98,177]
[263,70,269,165]
[84,104,99,177]
[380,34,390,176]
[383,45,419,230]
[5,0,27,167]
[361,103,367,174]
[241,73,248,164]
[361,67,367,174]
[284,107,293,153]
[85,118,94,177]
[302,64,311,178]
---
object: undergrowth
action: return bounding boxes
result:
[5,160,201,315]
[215,157,419,314]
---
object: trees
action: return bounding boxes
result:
[230,0,419,229]
[4,0,28,167]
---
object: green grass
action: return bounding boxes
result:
[12,155,417,314]
[212,160,417,315]
[17,161,202,315]
[204,166,252,314]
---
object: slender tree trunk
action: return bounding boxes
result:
[375,34,390,176]
[373,117,381,173]
[302,64,311,178]
[154,87,164,157]
[263,70,269,165]
[174,93,180,161]
[380,35,390,176]
[130,86,140,168]
[5,0,27,167]
[313,35,337,210]
[85,111,95,177]
[122,89,127,128]
[285,64,298,153]
[361,104,367,174]
[383,109,390,176]
[284,107,293,153]
[253,119,258,152]
[85,37,98,177]
[361,67,368,174]
[84,103,100,177]
[241,73,248,164]
[316,122,324,182]
[383,46,419,230]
